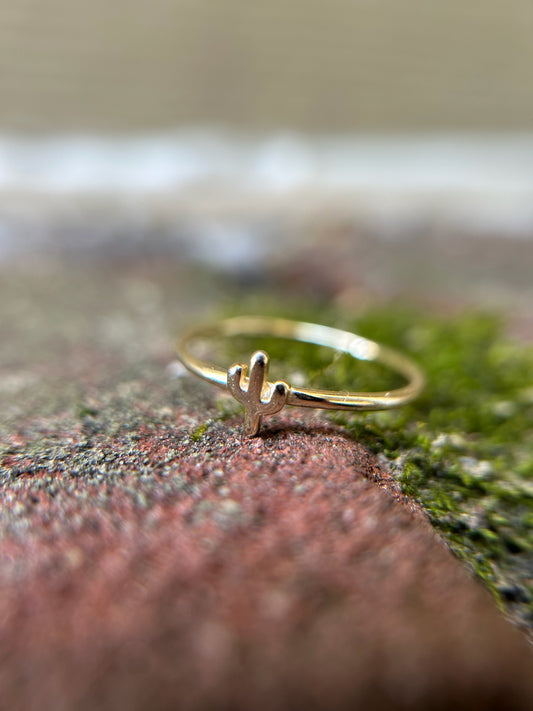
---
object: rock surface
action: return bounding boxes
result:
[1,259,532,710]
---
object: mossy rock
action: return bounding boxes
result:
[218,301,533,634]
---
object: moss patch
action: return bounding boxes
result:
[220,304,533,633]
[191,421,210,442]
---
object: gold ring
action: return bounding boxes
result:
[176,316,425,436]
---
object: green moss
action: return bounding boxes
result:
[191,422,210,441]
[220,302,533,631]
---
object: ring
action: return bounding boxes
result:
[176,316,425,436]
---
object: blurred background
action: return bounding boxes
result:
[0,0,532,319]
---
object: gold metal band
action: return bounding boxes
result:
[176,316,425,435]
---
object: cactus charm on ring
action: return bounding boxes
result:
[227,351,289,435]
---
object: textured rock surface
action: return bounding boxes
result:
[1,258,532,710]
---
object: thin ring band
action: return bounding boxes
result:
[176,316,425,435]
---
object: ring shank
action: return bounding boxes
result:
[176,316,424,411]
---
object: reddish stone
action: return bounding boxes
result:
[0,417,532,710]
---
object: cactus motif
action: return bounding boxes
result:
[227,350,290,436]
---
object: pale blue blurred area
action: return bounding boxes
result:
[2,133,533,198]
[1,131,533,265]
